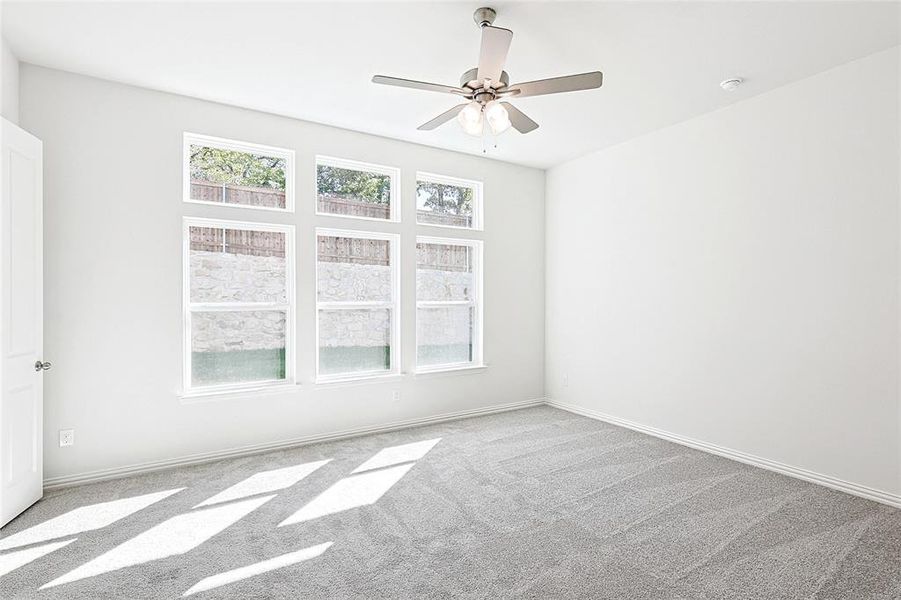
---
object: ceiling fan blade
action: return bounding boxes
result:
[509,72,603,98]
[501,102,539,134]
[372,75,466,96]
[476,26,513,84]
[418,104,468,131]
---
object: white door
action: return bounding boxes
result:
[0,118,44,528]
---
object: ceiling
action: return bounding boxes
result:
[3,1,899,169]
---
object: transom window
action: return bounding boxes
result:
[316,229,401,380]
[184,133,294,212]
[316,156,400,222]
[183,218,295,392]
[415,237,483,371]
[416,172,483,230]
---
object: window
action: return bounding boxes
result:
[183,218,294,392]
[184,133,294,211]
[415,237,483,371]
[316,156,400,222]
[316,229,400,381]
[416,172,483,230]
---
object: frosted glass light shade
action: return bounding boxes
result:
[457,102,484,136]
[484,101,511,134]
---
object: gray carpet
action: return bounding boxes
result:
[1,406,899,599]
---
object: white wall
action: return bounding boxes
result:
[546,47,901,496]
[1,36,18,123]
[20,65,545,481]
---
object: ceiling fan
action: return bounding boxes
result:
[372,7,603,136]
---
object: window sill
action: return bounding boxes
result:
[413,364,487,377]
[179,381,300,404]
[176,366,487,402]
[313,373,404,388]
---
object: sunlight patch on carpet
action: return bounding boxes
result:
[183,542,333,596]
[351,439,440,474]
[0,488,183,551]
[195,460,330,507]
[0,539,77,577]
[279,464,413,525]
[41,495,274,589]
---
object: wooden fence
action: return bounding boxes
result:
[318,195,390,219]
[191,230,470,272]
[316,237,472,272]
[416,243,471,272]
[315,237,471,271]
[192,182,471,228]
[318,236,390,266]
[416,210,472,228]
[319,193,471,228]
[191,180,286,209]
[190,227,286,258]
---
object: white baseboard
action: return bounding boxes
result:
[46,396,901,510]
[44,398,545,490]
[546,399,901,510]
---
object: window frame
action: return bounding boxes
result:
[315,155,401,223]
[414,235,484,373]
[415,171,484,231]
[314,227,402,383]
[182,216,296,395]
[183,132,296,213]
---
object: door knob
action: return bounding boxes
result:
[34,360,51,372]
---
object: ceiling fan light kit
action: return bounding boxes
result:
[372,7,604,138]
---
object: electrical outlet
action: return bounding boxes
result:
[563,374,569,388]
[59,429,75,447]
[392,391,401,402]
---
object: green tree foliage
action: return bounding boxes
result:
[417,182,473,215]
[190,145,286,190]
[317,165,390,204]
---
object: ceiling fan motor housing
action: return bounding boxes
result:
[473,7,497,28]
[460,68,510,104]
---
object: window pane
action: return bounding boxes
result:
[317,163,392,220]
[191,310,286,386]
[417,306,473,366]
[416,179,475,228]
[189,144,287,209]
[318,236,391,302]
[416,243,473,301]
[318,309,391,375]
[189,227,286,303]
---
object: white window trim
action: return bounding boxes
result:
[415,171,484,231]
[314,227,402,383]
[415,235,484,373]
[183,132,296,213]
[180,382,302,404]
[315,155,401,223]
[183,216,296,393]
